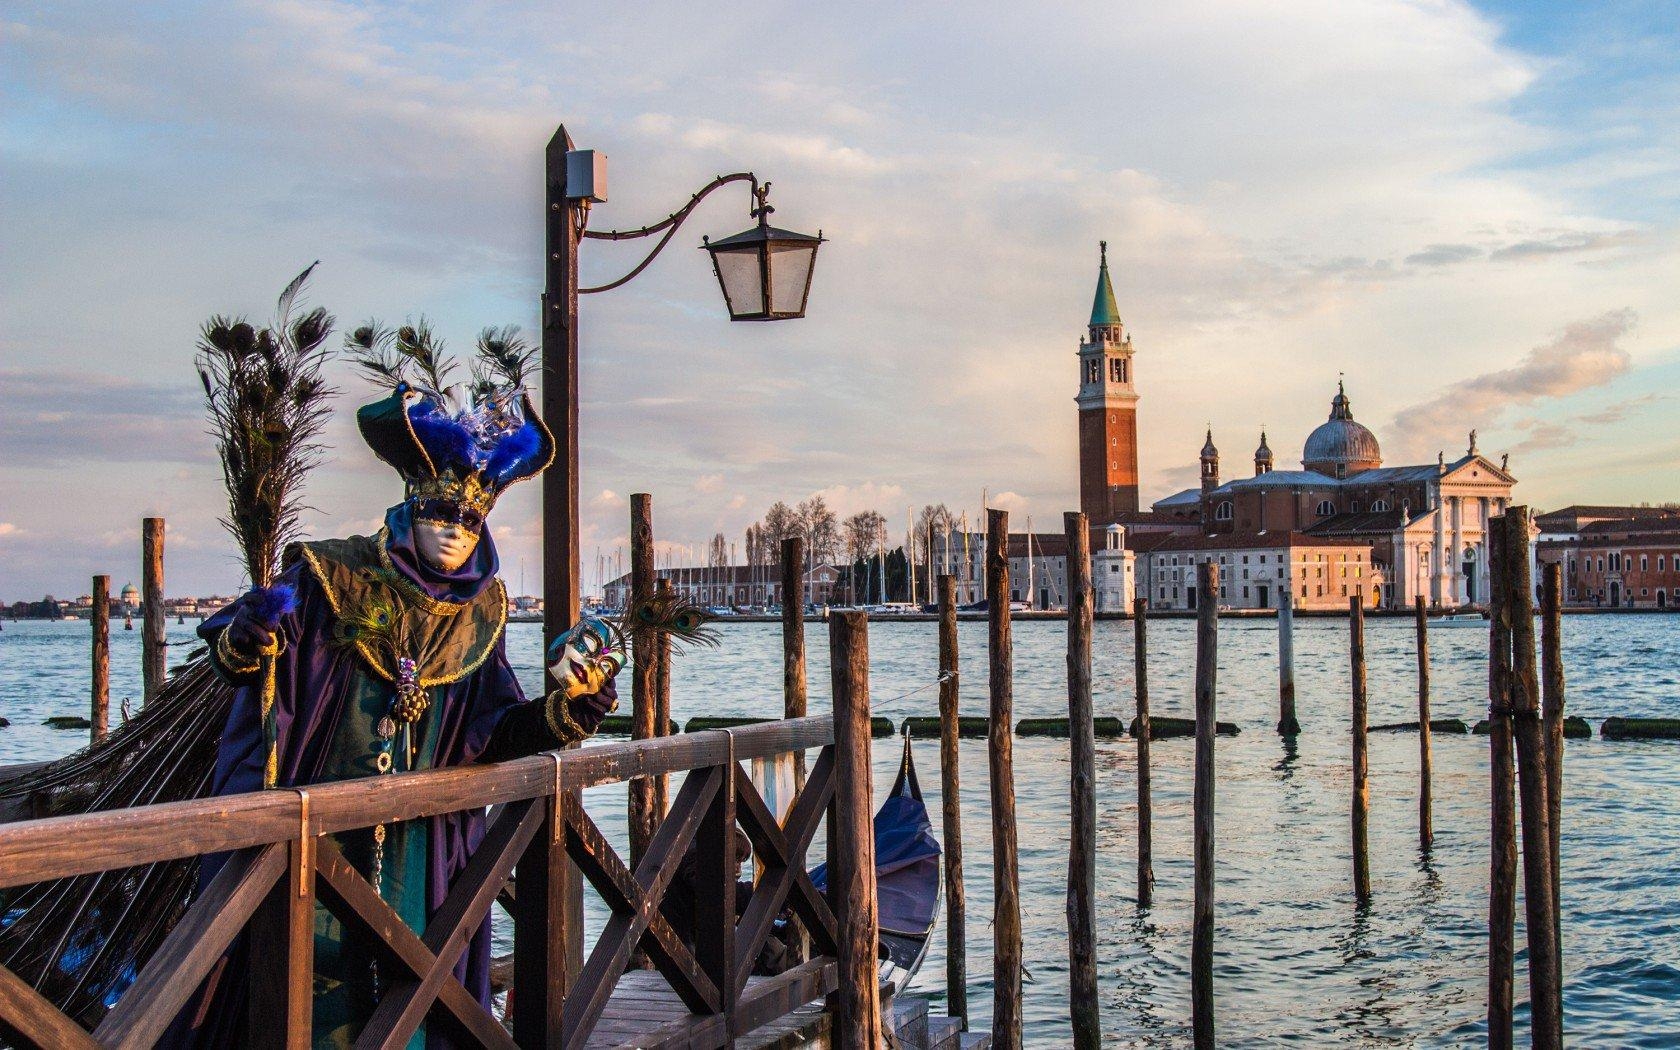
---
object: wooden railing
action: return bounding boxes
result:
[0,714,861,1049]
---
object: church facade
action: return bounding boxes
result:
[1148,386,1517,610]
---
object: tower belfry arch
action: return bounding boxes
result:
[1077,241,1140,525]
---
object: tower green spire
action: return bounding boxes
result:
[1090,240,1121,327]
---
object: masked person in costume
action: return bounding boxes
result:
[171,330,622,1048]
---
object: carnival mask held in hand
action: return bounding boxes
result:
[546,617,626,701]
[545,591,721,700]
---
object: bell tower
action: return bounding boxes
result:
[1077,241,1140,525]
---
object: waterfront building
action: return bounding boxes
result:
[1152,385,1516,610]
[1538,516,1680,608]
[1129,531,1381,611]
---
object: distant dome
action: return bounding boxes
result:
[120,582,139,600]
[1303,382,1381,476]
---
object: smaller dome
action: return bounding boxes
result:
[120,582,140,600]
[1200,428,1218,458]
[1255,431,1274,463]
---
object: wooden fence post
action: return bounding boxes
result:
[1134,596,1153,908]
[938,574,968,1028]
[141,517,166,704]
[987,508,1023,1050]
[514,767,571,1046]
[1277,594,1299,735]
[1192,562,1219,1050]
[1350,595,1371,904]
[783,535,808,787]
[1541,559,1565,979]
[1487,521,1516,1050]
[1415,596,1433,851]
[628,494,657,874]
[1064,513,1099,1049]
[1503,508,1562,1049]
[830,610,882,1048]
[91,576,110,744]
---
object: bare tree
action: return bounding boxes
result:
[762,501,801,544]
[843,510,886,605]
[797,495,841,566]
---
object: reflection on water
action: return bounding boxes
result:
[4,613,1679,1045]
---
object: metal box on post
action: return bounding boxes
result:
[564,149,608,203]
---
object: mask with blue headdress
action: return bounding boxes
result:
[349,322,554,532]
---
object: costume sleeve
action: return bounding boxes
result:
[476,649,601,763]
[199,561,310,685]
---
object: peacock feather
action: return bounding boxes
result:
[622,589,720,652]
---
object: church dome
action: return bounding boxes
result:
[1302,382,1381,476]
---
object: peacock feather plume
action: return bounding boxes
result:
[197,263,336,591]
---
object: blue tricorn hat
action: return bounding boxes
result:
[357,383,554,515]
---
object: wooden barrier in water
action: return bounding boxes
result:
[1415,596,1433,851]
[1487,521,1516,1050]
[1541,559,1564,977]
[1191,562,1218,1050]
[654,576,673,821]
[987,508,1023,1049]
[0,716,853,1049]
[90,576,109,745]
[1064,512,1099,1049]
[141,517,166,704]
[1133,597,1154,909]
[1350,595,1371,904]
[1502,508,1561,1049]
[937,574,968,1029]
[1277,594,1299,735]
[783,535,808,788]
[628,493,658,875]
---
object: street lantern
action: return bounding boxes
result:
[703,183,824,321]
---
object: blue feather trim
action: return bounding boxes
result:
[486,421,545,487]
[249,583,297,624]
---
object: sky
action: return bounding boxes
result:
[3,0,1678,599]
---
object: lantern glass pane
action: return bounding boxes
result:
[713,247,764,317]
[768,243,815,316]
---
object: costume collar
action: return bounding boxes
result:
[382,502,500,606]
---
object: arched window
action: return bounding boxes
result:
[1316,500,1335,517]
[1215,501,1233,521]
[1372,499,1389,512]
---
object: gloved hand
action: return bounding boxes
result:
[225,597,283,660]
[566,676,618,736]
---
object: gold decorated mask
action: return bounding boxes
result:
[546,617,625,700]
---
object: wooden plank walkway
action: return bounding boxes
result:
[584,970,828,1049]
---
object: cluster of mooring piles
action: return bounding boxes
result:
[616,498,1585,1049]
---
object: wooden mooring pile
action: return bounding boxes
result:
[0,499,1633,1047]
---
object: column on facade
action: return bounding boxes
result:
[1391,536,1407,608]
[1477,496,1491,606]
[1448,495,1464,606]
[1431,500,1446,607]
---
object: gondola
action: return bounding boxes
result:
[810,730,943,989]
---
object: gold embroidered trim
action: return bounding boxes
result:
[543,690,590,746]
[374,528,464,617]
[215,628,262,675]
[299,543,506,688]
